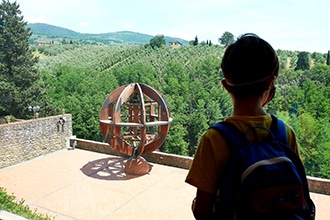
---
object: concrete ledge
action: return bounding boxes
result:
[74,138,129,158]
[308,176,330,195]
[142,151,192,169]
[74,138,192,169]
[73,138,330,195]
[0,210,27,220]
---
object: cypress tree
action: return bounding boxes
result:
[295,51,311,71]
[193,35,198,46]
[0,0,47,118]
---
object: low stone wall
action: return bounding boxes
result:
[307,176,330,195]
[73,138,330,196]
[0,114,72,169]
[74,138,193,169]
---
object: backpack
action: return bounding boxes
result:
[210,115,315,220]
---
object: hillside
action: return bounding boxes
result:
[27,23,189,46]
[35,44,330,179]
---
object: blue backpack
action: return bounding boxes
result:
[210,115,315,220]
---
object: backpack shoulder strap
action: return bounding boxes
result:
[270,116,316,217]
[210,121,247,152]
[270,115,288,144]
[210,115,283,150]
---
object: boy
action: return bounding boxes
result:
[185,33,300,219]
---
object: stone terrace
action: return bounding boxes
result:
[0,148,329,220]
[0,116,329,219]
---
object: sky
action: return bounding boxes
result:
[16,0,330,53]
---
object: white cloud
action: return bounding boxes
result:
[24,15,46,23]
[79,22,90,27]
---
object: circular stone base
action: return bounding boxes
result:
[125,156,151,175]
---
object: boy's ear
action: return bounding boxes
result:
[262,76,277,107]
[266,76,277,90]
[221,79,231,92]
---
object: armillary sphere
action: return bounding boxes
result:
[99,83,172,158]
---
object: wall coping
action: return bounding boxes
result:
[0,114,71,127]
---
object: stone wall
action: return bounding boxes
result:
[0,114,72,168]
[308,176,330,195]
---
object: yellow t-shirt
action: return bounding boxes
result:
[185,114,299,194]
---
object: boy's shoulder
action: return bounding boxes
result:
[225,114,272,122]
[225,114,273,131]
[214,114,299,154]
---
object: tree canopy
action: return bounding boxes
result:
[218,31,235,47]
[33,44,330,179]
[0,0,48,118]
[193,36,198,46]
[149,34,166,49]
[295,51,311,71]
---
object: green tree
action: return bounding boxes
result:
[316,117,330,178]
[161,119,188,156]
[149,34,166,49]
[0,0,48,118]
[112,62,159,88]
[308,63,330,86]
[193,35,198,46]
[43,65,119,141]
[311,52,326,65]
[218,31,234,47]
[295,51,311,71]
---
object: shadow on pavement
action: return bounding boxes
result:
[80,156,152,180]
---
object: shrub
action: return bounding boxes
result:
[0,187,54,220]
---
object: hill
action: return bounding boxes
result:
[27,23,189,46]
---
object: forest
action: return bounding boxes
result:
[1,1,329,179]
[31,43,330,179]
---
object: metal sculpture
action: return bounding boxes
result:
[99,83,172,160]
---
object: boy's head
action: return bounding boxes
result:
[220,33,279,101]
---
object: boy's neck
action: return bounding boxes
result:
[232,98,268,116]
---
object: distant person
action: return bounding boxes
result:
[185,33,313,219]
